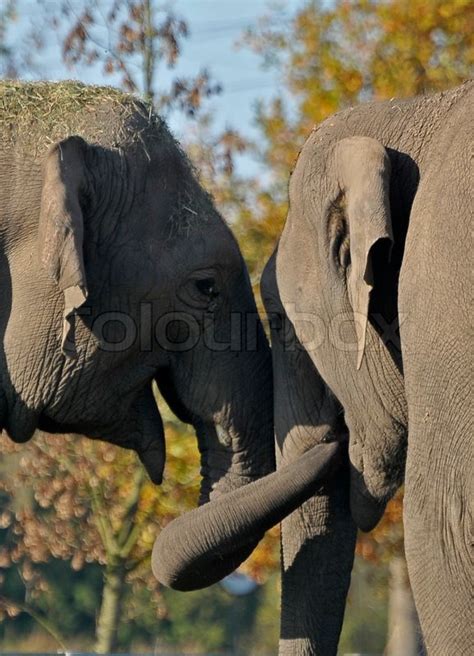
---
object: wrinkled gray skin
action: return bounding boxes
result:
[263,82,472,655]
[0,83,280,528]
[2,83,343,596]
[261,254,357,655]
[153,82,472,656]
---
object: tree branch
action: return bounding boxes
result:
[0,595,67,651]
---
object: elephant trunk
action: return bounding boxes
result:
[152,441,342,591]
[195,422,275,506]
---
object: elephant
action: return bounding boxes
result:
[152,81,472,655]
[0,79,285,531]
[1,80,343,598]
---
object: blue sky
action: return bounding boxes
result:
[7,0,302,172]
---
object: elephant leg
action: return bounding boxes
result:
[403,412,472,655]
[399,144,473,654]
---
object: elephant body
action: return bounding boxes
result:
[398,89,472,654]
[265,81,472,654]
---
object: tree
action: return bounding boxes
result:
[238,0,473,280]
[1,0,221,116]
[59,0,222,111]
[0,408,198,652]
[0,403,280,652]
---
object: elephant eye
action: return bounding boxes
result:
[195,278,218,298]
[178,274,220,310]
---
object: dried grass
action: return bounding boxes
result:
[0,79,167,155]
[0,80,214,231]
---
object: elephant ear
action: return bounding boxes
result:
[39,136,89,358]
[334,136,393,370]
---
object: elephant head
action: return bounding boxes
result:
[0,82,274,516]
[276,135,409,531]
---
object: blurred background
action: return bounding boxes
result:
[0,0,471,653]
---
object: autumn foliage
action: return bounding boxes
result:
[237,0,473,280]
[0,416,198,633]
[0,404,279,648]
[0,0,472,651]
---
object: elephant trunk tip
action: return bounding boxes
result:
[152,533,258,591]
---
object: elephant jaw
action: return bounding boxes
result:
[152,441,343,591]
[347,418,407,532]
[36,384,166,485]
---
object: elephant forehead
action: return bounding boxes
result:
[188,226,243,272]
[91,241,160,294]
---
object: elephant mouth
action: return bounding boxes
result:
[37,413,126,440]
[38,414,88,435]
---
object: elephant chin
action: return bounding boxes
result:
[152,441,343,591]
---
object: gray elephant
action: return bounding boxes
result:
[0,80,283,525]
[1,80,342,594]
[153,81,472,655]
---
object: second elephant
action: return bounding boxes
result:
[263,81,472,656]
[153,81,473,656]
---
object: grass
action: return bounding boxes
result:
[0,79,160,155]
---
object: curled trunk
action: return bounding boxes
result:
[152,441,343,590]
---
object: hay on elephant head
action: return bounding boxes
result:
[0,80,214,231]
[1,79,173,156]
